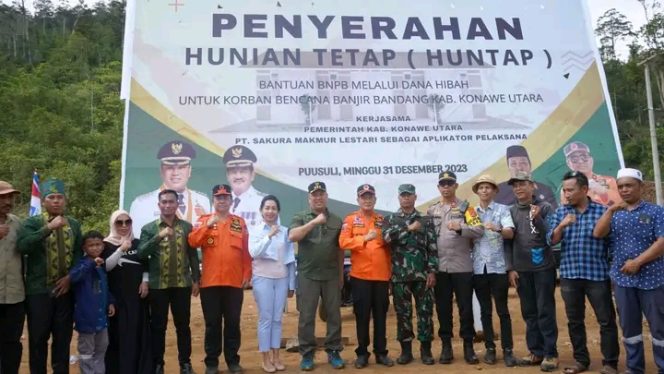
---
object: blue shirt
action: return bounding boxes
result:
[70,258,114,333]
[249,223,297,290]
[609,201,664,289]
[547,200,610,281]
[472,202,514,274]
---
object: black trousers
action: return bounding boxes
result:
[200,286,244,368]
[351,277,389,356]
[26,293,73,374]
[473,273,513,350]
[517,269,558,358]
[434,272,475,341]
[560,278,619,368]
[149,287,192,367]
[0,301,25,374]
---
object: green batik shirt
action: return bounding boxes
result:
[290,209,343,281]
[383,208,438,282]
[17,214,83,295]
[138,217,200,289]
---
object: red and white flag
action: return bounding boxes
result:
[29,170,41,216]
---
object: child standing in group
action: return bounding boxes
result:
[70,230,116,374]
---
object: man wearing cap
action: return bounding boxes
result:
[506,171,558,371]
[0,181,24,374]
[383,184,437,366]
[594,168,664,374]
[470,175,517,367]
[560,141,620,207]
[427,171,484,365]
[137,189,201,374]
[548,171,619,374]
[130,140,211,236]
[189,184,251,374]
[223,145,267,230]
[339,184,394,368]
[495,145,557,208]
[288,182,345,371]
[17,178,83,374]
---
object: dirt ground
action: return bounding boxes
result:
[19,287,655,373]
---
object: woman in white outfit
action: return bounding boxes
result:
[249,195,296,373]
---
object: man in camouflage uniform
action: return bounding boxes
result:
[383,184,438,365]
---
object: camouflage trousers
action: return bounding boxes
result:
[392,281,434,342]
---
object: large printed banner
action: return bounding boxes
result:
[121,0,622,233]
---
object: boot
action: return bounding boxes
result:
[483,348,497,365]
[396,341,413,365]
[503,348,517,367]
[438,339,453,364]
[463,340,479,365]
[420,341,434,365]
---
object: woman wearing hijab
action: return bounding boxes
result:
[249,195,296,373]
[102,210,152,374]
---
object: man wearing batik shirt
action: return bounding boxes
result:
[138,189,201,374]
[548,171,619,374]
[471,175,517,367]
[18,178,83,374]
[383,184,437,366]
[594,168,664,374]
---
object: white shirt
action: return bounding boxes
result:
[231,185,267,230]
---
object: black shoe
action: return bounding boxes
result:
[204,366,218,374]
[483,348,497,365]
[503,349,517,367]
[439,342,453,364]
[155,364,165,374]
[375,354,394,367]
[354,355,369,369]
[397,341,413,365]
[420,341,435,365]
[227,363,243,374]
[180,363,196,374]
[463,341,479,365]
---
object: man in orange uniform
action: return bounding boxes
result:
[188,184,251,374]
[339,184,394,369]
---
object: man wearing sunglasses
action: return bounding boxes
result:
[560,141,620,207]
[427,171,484,365]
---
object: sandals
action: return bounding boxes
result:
[563,362,588,374]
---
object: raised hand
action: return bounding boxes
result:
[47,216,68,230]
[158,227,174,239]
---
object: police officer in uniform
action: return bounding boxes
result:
[560,141,620,207]
[130,140,210,236]
[223,145,267,230]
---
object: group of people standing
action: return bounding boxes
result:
[0,164,662,374]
